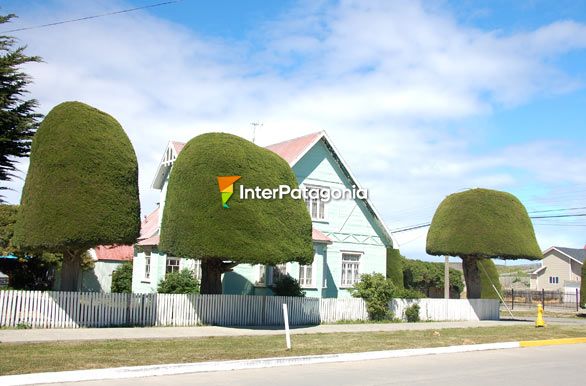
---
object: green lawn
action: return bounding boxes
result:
[1,325,585,375]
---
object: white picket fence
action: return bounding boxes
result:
[0,291,499,329]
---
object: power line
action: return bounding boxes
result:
[1,1,182,34]
[391,213,586,233]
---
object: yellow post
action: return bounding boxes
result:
[535,303,546,328]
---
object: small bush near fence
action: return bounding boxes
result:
[272,275,305,297]
[157,269,200,294]
[405,304,420,322]
[111,262,133,293]
[350,273,398,321]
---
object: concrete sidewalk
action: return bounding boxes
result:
[0,320,534,343]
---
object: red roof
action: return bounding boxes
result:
[140,207,159,240]
[312,228,332,244]
[265,131,323,164]
[169,131,323,166]
[94,245,134,261]
[171,141,185,154]
[138,235,160,246]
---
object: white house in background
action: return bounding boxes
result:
[530,246,584,292]
[80,245,134,292]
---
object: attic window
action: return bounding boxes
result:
[305,185,326,220]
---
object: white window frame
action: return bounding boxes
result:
[255,264,267,287]
[166,257,180,275]
[548,276,559,284]
[193,259,202,282]
[341,252,362,287]
[143,249,151,281]
[304,185,327,220]
[299,263,314,288]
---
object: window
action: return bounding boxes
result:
[166,257,180,275]
[270,264,287,285]
[193,259,202,281]
[299,264,313,287]
[256,264,266,286]
[548,276,559,284]
[341,253,361,287]
[144,256,151,280]
[305,186,326,220]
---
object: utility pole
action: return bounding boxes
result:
[444,255,450,299]
[251,122,263,144]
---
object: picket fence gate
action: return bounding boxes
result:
[0,291,499,329]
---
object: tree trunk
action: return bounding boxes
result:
[462,256,482,299]
[60,249,82,292]
[200,258,237,294]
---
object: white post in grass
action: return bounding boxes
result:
[283,303,291,350]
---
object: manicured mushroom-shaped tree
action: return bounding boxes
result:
[159,132,314,294]
[13,101,140,291]
[426,188,541,299]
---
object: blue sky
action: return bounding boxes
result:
[2,0,586,264]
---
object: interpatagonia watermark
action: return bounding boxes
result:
[240,184,367,202]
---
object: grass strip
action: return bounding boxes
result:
[1,325,585,375]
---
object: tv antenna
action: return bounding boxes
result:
[251,122,263,143]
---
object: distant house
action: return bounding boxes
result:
[530,246,584,292]
[132,131,394,297]
[81,245,133,292]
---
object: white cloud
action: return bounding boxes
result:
[4,0,586,259]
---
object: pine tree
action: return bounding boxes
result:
[0,14,42,199]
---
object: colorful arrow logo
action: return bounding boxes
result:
[217,176,241,208]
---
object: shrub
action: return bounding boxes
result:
[402,259,463,297]
[386,248,404,289]
[158,269,200,294]
[272,274,305,297]
[350,273,398,321]
[405,303,420,322]
[399,288,425,299]
[111,262,133,293]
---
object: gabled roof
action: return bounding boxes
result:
[140,207,159,240]
[531,265,546,275]
[543,246,586,265]
[265,131,324,164]
[150,131,395,247]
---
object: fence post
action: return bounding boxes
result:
[511,289,514,310]
[577,288,580,312]
[261,296,267,325]
[126,293,131,326]
[541,289,545,310]
[141,294,146,327]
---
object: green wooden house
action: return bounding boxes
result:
[132,131,394,298]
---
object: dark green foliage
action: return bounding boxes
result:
[272,274,305,297]
[0,204,59,289]
[157,269,200,294]
[580,262,586,308]
[160,133,313,294]
[405,304,420,322]
[0,204,18,255]
[160,132,313,264]
[402,259,464,297]
[0,14,42,198]
[386,248,404,289]
[478,259,503,300]
[426,188,541,260]
[350,273,398,321]
[14,101,140,252]
[111,262,133,293]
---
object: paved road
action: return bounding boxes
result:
[0,320,536,343]
[48,344,585,386]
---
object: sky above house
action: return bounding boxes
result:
[2,0,586,264]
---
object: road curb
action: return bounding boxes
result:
[1,339,584,386]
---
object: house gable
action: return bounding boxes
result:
[293,138,392,248]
